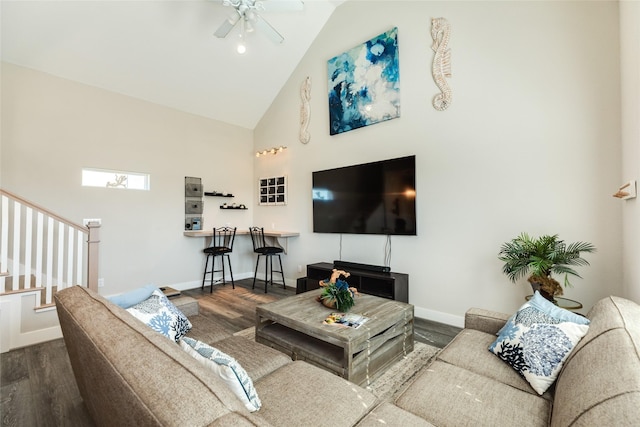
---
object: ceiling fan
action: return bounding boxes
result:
[214,0,304,51]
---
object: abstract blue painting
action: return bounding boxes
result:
[328,27,400,135]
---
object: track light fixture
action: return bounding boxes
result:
[255,145,287,157]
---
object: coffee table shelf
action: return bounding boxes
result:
[256,289,414,386]
[259,323,345,370]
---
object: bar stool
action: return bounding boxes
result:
[249,227,285,293]
[201,226,236,293]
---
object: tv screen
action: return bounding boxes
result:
[312,155,416,235]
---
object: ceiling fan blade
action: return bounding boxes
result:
[261,0,304,12]
[253,13,284,44]
[214,11,241,38]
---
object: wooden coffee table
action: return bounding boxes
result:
[255,289,414,386]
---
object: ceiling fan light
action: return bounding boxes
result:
[236,31,247,54]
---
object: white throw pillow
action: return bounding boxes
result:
[179,337,261,412]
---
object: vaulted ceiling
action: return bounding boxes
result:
[2,0,343,129]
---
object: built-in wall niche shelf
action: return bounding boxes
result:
[205,192,234,197]
[185,177,203,231]
[259,175,287,206]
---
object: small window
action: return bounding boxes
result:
[82,168,150,190]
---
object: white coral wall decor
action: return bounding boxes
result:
[299,76,311,144]
[431,18,452,111]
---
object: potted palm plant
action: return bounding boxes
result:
[498,233,596,302]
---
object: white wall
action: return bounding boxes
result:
[1,62,255,295]
[253,1,623,324]
[2,1,631,327]
[620,0,640,302]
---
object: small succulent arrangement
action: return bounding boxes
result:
[318,269,359,312]
[498,232,596,300]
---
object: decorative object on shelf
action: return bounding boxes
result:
[498,233,596,302]
[220,203,247,210]
[205,191,234,197]
[327,27,400,135]
[299,76,311,144]
[258,176,286,205]
[255,146,287,157]
[317,269,359,312]
[613,180,637,200]
[431,17,452,111]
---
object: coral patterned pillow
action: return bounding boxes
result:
[126,289,192,342]
[489,293,589,394]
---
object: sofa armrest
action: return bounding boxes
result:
[464,308,511,335]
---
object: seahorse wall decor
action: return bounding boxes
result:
[431,17,452,111]
[299,76,311,144]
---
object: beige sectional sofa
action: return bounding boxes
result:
[363,295,640,426]
[55,286,639,426]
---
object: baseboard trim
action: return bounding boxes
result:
[414,306,464,328]
[169,273,295,292]
[1,292,63,353]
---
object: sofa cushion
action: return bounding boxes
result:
[127,289,192,342]
[551,296,640,426]
[464,308,511,335]
[213,335,292,381]
[207,412,270,426]
[437,329,551,399]
[180,337,261,412]
[356,402,436,427]
[565,294,630,357]
[395,360,551,427]
[255,361,377,427]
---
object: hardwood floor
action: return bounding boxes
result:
[0,279,460,426]
[1,338,93,427]
[182,278,292,332]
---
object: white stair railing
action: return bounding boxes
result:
[0,189,100,305]
[1,189,101,352]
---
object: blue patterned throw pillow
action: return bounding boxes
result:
[107,284,158,309]
[179,337,261,412]
[126,289,192,342]
[495,291,589,337]
[527,291,590,325]
[489,292,589,394]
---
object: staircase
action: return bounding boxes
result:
[0,189,100,352]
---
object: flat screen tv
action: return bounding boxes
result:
[312,155,416,235]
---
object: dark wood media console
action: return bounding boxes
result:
[298,262,408,303]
